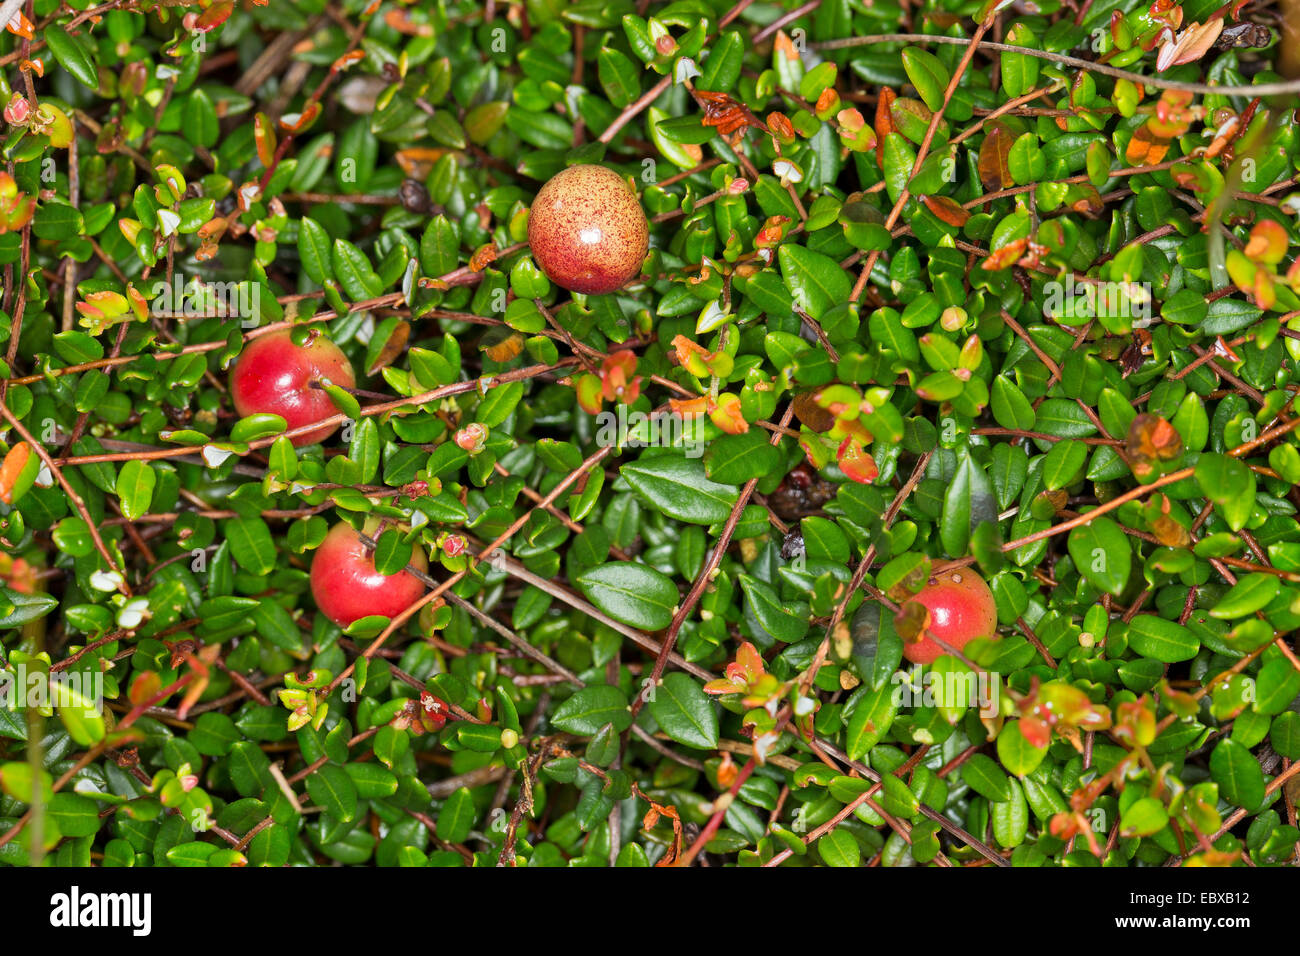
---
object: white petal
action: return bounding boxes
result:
[116,607,144,629]
[202,444,234,468]
[695,300,732,335]
[89,570,124,592]
[772,159,803,183]
[156,208,181,237]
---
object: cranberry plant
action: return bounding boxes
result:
[0,0,1298,868]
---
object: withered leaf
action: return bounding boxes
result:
[978,122,1015,191]
[366,320,410,376]
[923,194,970,227]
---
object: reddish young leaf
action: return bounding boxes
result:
[195,0,235,32]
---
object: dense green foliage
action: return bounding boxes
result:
[0,0,1299,868]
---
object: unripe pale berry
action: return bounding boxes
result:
[310,522,428,627]
[527,164,648,295]
[230,330,355,447]
[901,569,998,665]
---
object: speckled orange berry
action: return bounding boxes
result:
[901,568,999,665]
[527,164,648,295]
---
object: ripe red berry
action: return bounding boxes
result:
[901,569,998,665]
[527,164,648,295]
[309,522,428,627]
[230,330,355,446]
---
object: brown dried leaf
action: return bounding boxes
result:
[874,86,896,170]
[980,237,1027,271]
[1157,19,1224,71]
[792,391,836,433]
[367,320,410,376]
[893,599,930,646]
[1125,123,1172,166]
[1067,184,1105,217]
[923,194,970,227]
[978,123,1015,191]
[1150,512,1191,548]
[1128,413,1183,462]
[395,147,448,181]
[481,327,525,363]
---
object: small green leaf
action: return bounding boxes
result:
[223,516,277,577]
[1120,797,1169,837]
[298,217,333,284]
[991,777,1029,848]
[597,46,640,108]
[698,30,745,92]
[305,764,359,823]
[230,413,288,444]
[704,431,780,484]
[779,244,852,321]
[437,787,477,843]
[47,793,102,838]
[372,528,412,576]
[552,685,633,735]
[621,456,739,525]
[1127,615,1199,663]
[940,449,997,558]
[846,682,900,761]
[648,674,718,749]
[577,562,678,631]
[115,460,156,522]
[420,215,460,277]
[996,720,1047,776]
[332,238,384,301]
[738,574,809,644]
[960,753,1012,802]
[1210,574,1279,619]
[1067,517,1131,597]
[1254,659,1300,716]
[901,47,949,111]
[1041,439,1087,491]
[1195,453,1255,532]
[817,829,861,867]
[991,375,1035,431]
[1209,738,1265,809]
[1000,24,1040,98]
[45,26,99,89]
